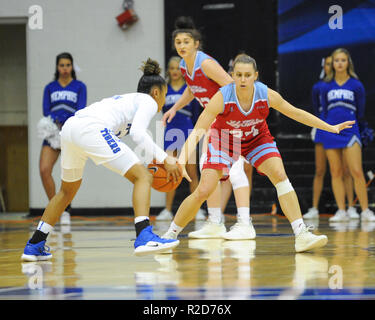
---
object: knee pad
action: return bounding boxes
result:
[229,157,249,190]
[275,179,294,197]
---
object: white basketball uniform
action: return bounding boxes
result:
[60,93,167,182]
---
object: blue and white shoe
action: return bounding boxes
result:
[134,226,180,256]
[21,240,52,262]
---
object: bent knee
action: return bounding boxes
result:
[137,169,153,185]
[272,171,288,183]
[127,164,153,184]
[275,179,294,197]
[192,184,214,202]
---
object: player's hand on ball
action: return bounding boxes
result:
[164,156,182,183]
[331,120,355,134]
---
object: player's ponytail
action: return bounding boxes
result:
[174,16,195,30]
[137,58,166,94]
[172,16,202,49]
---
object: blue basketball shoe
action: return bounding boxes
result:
[21,240,52,261]
[134,226,180,256]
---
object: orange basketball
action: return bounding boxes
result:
[147,161,182,192]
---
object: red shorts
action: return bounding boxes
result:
[202,135,282,179]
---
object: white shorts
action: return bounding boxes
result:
[60,116,140,182]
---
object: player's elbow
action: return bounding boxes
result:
[129,129,147,145]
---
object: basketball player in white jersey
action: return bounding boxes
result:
[22,59,182,261]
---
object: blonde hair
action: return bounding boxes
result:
[166,56,183,84]
[232,53,258,74]
[324,48,358,82]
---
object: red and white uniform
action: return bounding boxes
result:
[203,81,282,177]
[180,51,221,108]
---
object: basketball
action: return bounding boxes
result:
[147,163,182,192]
[147,161,182,192]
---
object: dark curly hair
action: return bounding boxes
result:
[137,58,166,94]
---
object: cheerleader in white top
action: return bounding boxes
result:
[21,59,181,261]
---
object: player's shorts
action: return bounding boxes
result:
[311,128,325,144]
[60,116,140,182]
[202,134,281,179]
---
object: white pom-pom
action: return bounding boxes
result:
[37,116,61,149]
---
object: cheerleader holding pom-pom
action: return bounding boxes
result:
[38,52,87,225]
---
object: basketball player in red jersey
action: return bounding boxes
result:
[164,54,355,252]
[163,17,254,240]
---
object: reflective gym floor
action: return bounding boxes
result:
[1,213,375,300]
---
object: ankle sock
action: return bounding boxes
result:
[291,218,306,236]
[135,216,150,236]
[30,221,54,244]
[237,207,250,225]
[207,208,222,224]
[167,221,183,236]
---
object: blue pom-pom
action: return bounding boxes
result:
[359,121,374,147]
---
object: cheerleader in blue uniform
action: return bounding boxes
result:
[320,48,375,222]
[156,56,205,221]
[39,52,87,224]
[304,55,356,220]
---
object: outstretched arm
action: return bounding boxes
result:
[268,88,355,134]
[178,90,224,180]
[162,86,195,125]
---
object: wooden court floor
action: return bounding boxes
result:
[1,213,375,300]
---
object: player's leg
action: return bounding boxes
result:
[342,153,358,219]
[186,162,207,220]
[22,178,82,262]
[224,157,255,240]
[39,143,60,200]
[101,148,180,255]
[344,143,375,221]
[163,168,223,239]
[22,121,86,261]
[220,178,232,214]
[199,133,225,226]
[326,148,349,221]
[305,143,326,219]
[244,161,253,192]
[257,156,327,252]
[187,137,226,237]
[156,150,176,220]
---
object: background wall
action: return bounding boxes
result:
[0,0,166,211]
[0,24,27,125]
